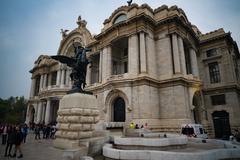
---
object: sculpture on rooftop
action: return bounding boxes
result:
[51,41,91,94]
[60,29,69,38]
[127,0,132,6]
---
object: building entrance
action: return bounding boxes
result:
[212,111,231,139]
[113,97,125,122]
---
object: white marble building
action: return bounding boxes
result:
[25,4,240,138]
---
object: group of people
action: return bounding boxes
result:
[33,123,57,140]
[1,122,57,158]
[129,122,148,129]
[0,123,28,158]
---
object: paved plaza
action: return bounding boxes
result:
[0,133,104,160]
[0,133,63,160]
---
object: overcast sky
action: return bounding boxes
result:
[0,0,239,99]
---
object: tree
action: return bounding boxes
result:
[0,96,27,124]
[0,98,11,122]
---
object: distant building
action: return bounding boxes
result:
[25,3,240,138]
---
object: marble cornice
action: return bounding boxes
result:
[200,33,230,45]
[38,89,67,99]
[85,75,202,93]
[202,84,240,94]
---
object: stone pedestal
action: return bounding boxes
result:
[53,93,100,149]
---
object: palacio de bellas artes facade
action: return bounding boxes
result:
[25,3,240,139]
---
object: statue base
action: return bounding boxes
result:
[53,93,99,150]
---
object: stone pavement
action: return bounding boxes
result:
[0,133,63,160]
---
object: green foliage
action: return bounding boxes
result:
[0,96,27,124]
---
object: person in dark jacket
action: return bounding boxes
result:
[21,124,28,143]
[4,126,15,157]
[45,125,51,139]
[12,126,23,158]
[42,125,47,139]
[34,125,41,140]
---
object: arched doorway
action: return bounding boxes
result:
[113,97,125,122]
[212,111,231,139]
[29,106,35,123]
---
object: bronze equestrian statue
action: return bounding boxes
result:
[51,42,91,94]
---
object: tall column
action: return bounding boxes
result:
[39,75,43,91]
[43,74,47,90]
[128,34,139,75]
[60,69,65,88]
[34,103,38,124]
[146,33,158,78]
[86,64,92,85]
[41,104,46,124]
[56,69,61,86]
[107,46,112,77]
[36,102,43,124]
[44,99,51,125]
[68,69,72,86]
[48,73,52,89]
[65,69,70,86]
[172,34,181,74]
[102,48,107,81]
[99,51,103,83]
[102,46,112,82]
[25,105,30,124]
[51,103,56,122]
[140,32,147,73]
[30,78,36,98]
[190,48,199,77]
[178,36,187,75]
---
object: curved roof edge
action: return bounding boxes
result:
[57,16,95,55]
[101,3,191,32]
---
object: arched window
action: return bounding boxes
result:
[113,14,127,24]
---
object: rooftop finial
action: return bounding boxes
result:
[127,0,132,6]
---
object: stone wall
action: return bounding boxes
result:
[159,85,191,120]
[204,91,240,132]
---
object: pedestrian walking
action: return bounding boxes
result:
[4,125,15,157]
[34,125,41,140]
[2,124,8,145]
[45,125,51,139]
[12,126,23,158]
[42,125,47,139]
[21,124,28,143]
